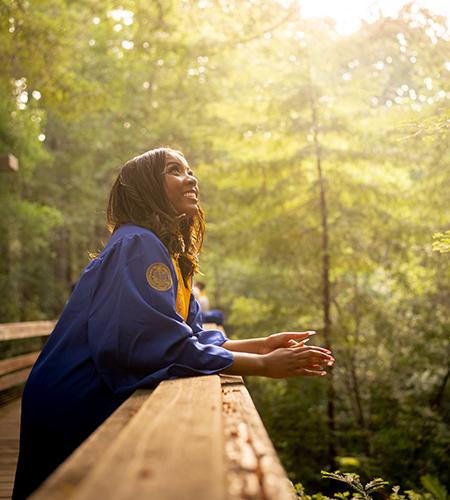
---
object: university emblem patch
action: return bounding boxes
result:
[146,263,173,291]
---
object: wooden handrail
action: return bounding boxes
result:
[0,352,40,392]
[0,320,53,394]
[32,375,296,500]
[0,351,40,375]
[0,320,56,341]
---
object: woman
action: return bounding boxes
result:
[13,148,334,499]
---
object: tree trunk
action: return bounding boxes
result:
[430,363,450,412]
[350,275,367,430]
[308,80,336,466]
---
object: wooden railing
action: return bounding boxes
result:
[0,321,55,394]
[31,375,296,500]
[1,322,297,499]
[0,320,56,341]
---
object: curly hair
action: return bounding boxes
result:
[106,148,205,285]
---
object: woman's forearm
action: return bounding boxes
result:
[222,344,335,379]
[222,351,266,376]
[221,338,267,355]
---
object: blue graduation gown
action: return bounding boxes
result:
[13,224,233,499]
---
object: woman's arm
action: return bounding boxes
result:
[222,331,316,355]
[222,344,334,378]
[221,338,266,355]
[221,351,266,375]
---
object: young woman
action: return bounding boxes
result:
[13,148,334,499]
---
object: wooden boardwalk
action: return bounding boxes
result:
[0,398,20,500]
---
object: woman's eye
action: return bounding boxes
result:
[167,165,181,175]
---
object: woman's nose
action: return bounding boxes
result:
[185,173,198,187]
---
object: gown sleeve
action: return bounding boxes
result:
[87,231,234,395]
[187,296,230,347]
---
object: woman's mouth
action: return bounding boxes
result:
[183,190,198,200]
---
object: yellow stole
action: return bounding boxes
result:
[171,257,191,321]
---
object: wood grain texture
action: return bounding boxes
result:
[31,390,150,500]
[0,398,21,500]
[0,369,32,392]
[70,376,225,500]
[221,376,296,500]
[0,352,39,377]
[0,321,55,341]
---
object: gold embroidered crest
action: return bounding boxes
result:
[146,263,173,291]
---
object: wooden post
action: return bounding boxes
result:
[0,154,19,172]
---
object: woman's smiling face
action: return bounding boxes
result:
[163,151,199,216]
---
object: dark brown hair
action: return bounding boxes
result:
[107,148,205,284]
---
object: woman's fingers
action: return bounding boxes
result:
[288,338,309,346]
[306,364,324,370]
[295,368,327,377]
[295,354,334,366]
[283,331,316,340]
[292,347,333,357]
[265,343,334,378]
[293,350,335,370]
[291,344,332,354]
[294,349,334,361]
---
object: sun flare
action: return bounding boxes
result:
[298,0,450,34]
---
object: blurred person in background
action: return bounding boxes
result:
[193,280,224,325]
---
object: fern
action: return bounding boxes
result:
[321,471,388,500]
[294,471,448,500]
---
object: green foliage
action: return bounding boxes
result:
[294,471,448,499]
[0,0,449,492]
[320,471,388,499]
[432,231,450,253]
[420,475,448,500]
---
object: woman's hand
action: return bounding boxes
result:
[261,331,317,354]
[261,344,334,378]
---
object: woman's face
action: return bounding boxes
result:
[163,151,199,216]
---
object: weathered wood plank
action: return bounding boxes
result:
[69,376,225,500]
[32,390,150,500]
[221,375,296,500]
[0,368,32,392]
[0,352,39,377]
[0,320,56,341]
[0,398,21,500]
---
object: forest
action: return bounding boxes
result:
[0,0,449,497]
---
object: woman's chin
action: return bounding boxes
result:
[183,204,199,217]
